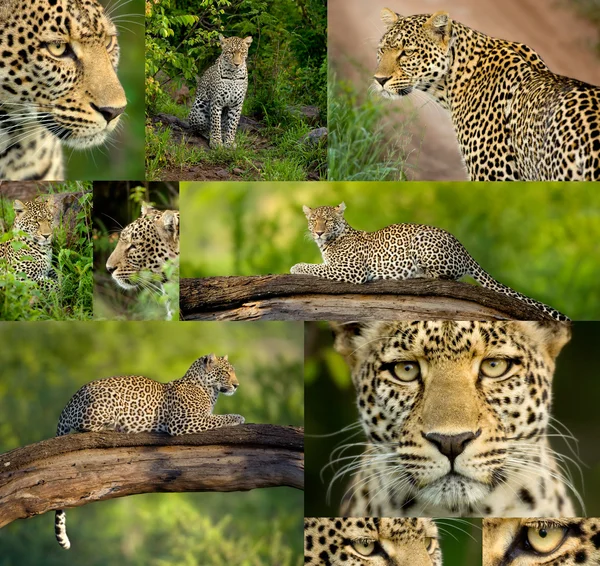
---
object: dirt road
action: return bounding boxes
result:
[329,0,600,180]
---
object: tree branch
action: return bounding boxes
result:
[180,275,554,321]
[0,424,303,528]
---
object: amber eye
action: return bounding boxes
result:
[46,42,68,57]
[385,361,420,382]
[424,537,436,553]
[526,526,567,554]
[352,539,376,556]
[106,35,117,51]
[480,358,512,378]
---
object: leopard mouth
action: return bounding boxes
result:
[39,111,117,148]
[419,472,492,511]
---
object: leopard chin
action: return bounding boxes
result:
[419,473,491,512]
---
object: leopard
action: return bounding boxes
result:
[290,203,569,321]
[372,10,600,181]
[106,202,179,290]
[53,353,244,549]
[0,197,58,288]
[483,518,600,566]
[188,35,252,149]
[326,320,576,519]
[304,517,442,565]
[0,0,127,180]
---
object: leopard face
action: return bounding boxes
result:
[106,204,179,290]
[0,0,126,150]
[218,35,252,73]
[12,198,54,246]
[302,202,348,246]
[182,353,239,396]
[483,518,600,566]
[332,321,572,515]
[304,517,442,566]
[373,11,452,100]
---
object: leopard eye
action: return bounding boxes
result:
[106,35,117,51]
[45,42,68,57]
[387,361,420,382]
[480,358,512,378]
[424,537,436,554]
[352,540,376,556]
[526,526,567,554]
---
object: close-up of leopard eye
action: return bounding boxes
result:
[45,42,68,57]
[480,358,513,378]
[525,525,567,554]
[383,361,421,382]
[351,539,377,556]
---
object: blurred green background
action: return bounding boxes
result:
[304,322,600,522]
[179,181,600,320]
[436,519,481,566]
[65,0,145,180]
[0,321,303,566]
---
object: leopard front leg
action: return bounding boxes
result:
[209,102,224,148]
[167,413,245,435]
[290,262,368,284]
[222,103,243,148]
[189,98,210,136]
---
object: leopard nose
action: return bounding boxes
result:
[315,230,324,237]
[106,263,116,274]
[422,430,482,463]
[91,103,125,124]
[374,75,391,86]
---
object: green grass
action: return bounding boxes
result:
[0,188,93,320]
[328,74,415,181]
[570,0,600,52]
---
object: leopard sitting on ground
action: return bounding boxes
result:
[483,518,600,566]
[54,353,244,549]
[0,0,127,180]
[372,10,600,181]
[304,517,442,565]
[328,321,576,518]
[0,198,58,288]
[290,203,568,321]
[188,35,252,148]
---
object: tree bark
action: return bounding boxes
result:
[0,424,303,528]
[180,275,554,321]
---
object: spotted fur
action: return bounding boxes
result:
[483,518,600,566]
[0,197,58,287]
[0,0,126,180]
[188,35,252,148]
[54,353,244,549]
[290,203,568,321]
[304,517,442,565]
[372,10,600,181]
[330,321,575,518]
[106,203,179,291]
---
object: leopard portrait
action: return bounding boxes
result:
[188,35,252,149]
[372,10,600,181]
[54,353,244,549]
[0,197,58,287]
[290,203,568,321]
[0,0,127,180]
[304,517,442,565]
[483,518,600,566]
[326,321,577,519]
[106,203,179,286]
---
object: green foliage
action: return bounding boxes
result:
[0,321,303,566]
[0,188,93,321]
[328,74,414,181]
[180,182,600,320]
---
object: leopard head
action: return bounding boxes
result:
[12,198,55,246]
[302,202,348,247]
[183,353,239,395]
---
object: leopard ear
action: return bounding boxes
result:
[302,205,312,218]
[160,210,179,238]
[425,11,452,44]
[536,322,572,359]
[381,8,399,27]
[336,202,346,214]
[13,200,25,214]
[243,36,253,46]
[141,202,156,217]
[203,353,217,368]
[330,322,367,369]
[224,354,229,361]
[219,34,226,45]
